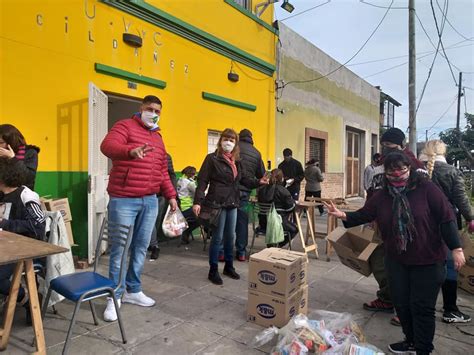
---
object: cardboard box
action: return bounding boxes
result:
[327,226,378,277]
[460,231,474,267]
[64,221,76,246]
[248,248,307,297]
[458,264,474,294]
[43,198,72,222]
[247,285,308,328]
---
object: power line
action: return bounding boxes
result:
[349,40,473,67]
[363,41,473,79]
[430,0,458,86]
[281,0,394,88]
[415,0,448,114]
[359,0,407,10]
[435,0,474,42]
[426,95,458,131]
[280,0,331,22]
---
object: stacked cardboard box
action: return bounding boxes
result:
[40,197,76,246]
[458,232,474,294]
[247,248,308,327]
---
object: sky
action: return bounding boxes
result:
[274,0,474,141]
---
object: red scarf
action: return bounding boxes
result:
[222,152,237,179]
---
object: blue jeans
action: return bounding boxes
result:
[235,191,250,257]
[209,208,237,266]
[108,195,158,297]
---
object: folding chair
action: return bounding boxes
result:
[41,219,133,355]
[248,202,292,256]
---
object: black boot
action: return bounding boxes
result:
[223,262,240,280]
[208,264,223,285]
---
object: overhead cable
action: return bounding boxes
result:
[431,0,458,86]
[280,0,331,22]
[281,0,393,88]
[435,0,473,42]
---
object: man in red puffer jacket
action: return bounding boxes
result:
[100,95,177,322]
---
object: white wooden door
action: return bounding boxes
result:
[88,83,109,264]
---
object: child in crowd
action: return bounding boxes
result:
[177,166,200,244]
[0,158,46,324]
[257,168,298,247]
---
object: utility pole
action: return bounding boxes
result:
[408,0,417,154]
[456,72,463,130]
[425,129,428,142]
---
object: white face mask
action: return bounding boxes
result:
[141,111,160,129]
[222,141,235,153]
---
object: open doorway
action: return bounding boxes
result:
[106,94,142,170]
[88,85,142,263]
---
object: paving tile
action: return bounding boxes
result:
[196,337,265,355]
[158,290,226,320]
[46,330,124,355]
[96,308,184,348]
[129,322,221,354]
[190,300,248,336]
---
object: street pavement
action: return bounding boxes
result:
[4,214,474,354]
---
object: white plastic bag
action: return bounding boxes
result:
[162,206,188,237]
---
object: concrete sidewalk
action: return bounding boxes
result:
[4,215,474,354]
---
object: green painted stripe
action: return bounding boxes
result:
[100,0,276,76]
[35,171,89,258]
[202,91,257,111]
[95,63,166,89]
[223,0,279,35]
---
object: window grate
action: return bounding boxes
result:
[309,137,325,172]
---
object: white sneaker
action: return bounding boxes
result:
[103,298,121,322]
[122,291,155,307]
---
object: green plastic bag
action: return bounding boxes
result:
[265,204,285,245]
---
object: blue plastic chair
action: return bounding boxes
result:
[41,219,133,354]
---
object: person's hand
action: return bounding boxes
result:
[452,248,466,271]
[192,204,201,216]
[322,201,346,220]
[0,145,15,159]
[129,143,154,159]
[259,176,269,185]
[468,220,474,233]
[169,198,177,211]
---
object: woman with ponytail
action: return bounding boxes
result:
[420,139,473,324]
[324,151,465,355]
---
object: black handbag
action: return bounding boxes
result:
[198,204,222,229]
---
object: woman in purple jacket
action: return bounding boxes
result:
[325,151,465,355]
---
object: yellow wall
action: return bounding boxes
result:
[0,0,276,171]
[275,103,344,172]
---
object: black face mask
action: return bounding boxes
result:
[382,146,399,156]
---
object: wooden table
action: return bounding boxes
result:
[0,230,67,354]
[294,201,319,259]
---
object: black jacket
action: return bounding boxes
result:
[431,161,473,222]
[0,186,46,240]
[13,145,40,190]
[257,184,295,212]
[238,136,266,192]
[278,158,304,195]
[195,152,257,208]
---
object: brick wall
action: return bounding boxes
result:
[299,173,344,200]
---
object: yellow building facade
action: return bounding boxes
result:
[1,0,277,258]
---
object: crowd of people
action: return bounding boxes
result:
[1,98,472,354]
